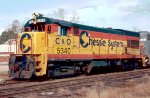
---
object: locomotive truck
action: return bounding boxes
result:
[8,13,147,79]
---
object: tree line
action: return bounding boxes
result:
[0,20,23,44]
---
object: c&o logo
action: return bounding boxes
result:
[80,31,89,48]
[20,33,31,53]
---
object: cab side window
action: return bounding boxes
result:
[58,26,67,36]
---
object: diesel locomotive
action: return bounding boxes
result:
[8,13,148,79]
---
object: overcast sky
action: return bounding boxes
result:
[0,0,150,34]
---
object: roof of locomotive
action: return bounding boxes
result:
[24,16,140,37]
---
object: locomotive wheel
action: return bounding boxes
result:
[82,64,93,74]
[86,65,92,74]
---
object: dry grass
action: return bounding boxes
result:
[72,75,150,98]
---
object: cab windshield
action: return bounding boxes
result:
[24,23,45,32]
[30,23,45,32]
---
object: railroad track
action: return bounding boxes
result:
[0,78,36,90]
[0,79,25,86]
[0,68,150,97]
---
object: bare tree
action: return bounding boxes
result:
[11,20,23,33]
[69,11,80,23]
[53,8,66,20]
[0,20,23,44]
[53,8,80,23]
